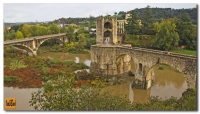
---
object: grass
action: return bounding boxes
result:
[158,65,164,70]
[4,76,23,84]
[9,59,27,70]
[157,64,180,73]
[170,49,196,56]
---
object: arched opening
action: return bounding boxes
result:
[139,63,142,73]
[104,30,113,44]
[37,38,63,54]
[12,45,34,56]
[145,63,187,99]
[104,22,112,29]
[116,54,135,75]
[157,58,160,63]
[104,31,111,37]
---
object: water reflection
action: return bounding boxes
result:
[151,82,187,100]
[153,66,186,89]
[129,82,134,103]
[101,65,187,103]
[75,57,79,63]
[38,52,91,67]
[84,60,91,67]
[4,87,38,110]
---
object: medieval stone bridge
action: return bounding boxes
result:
[90,45,197,89]
[4,33,67,56]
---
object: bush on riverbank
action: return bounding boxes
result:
[4,75,23,84]
[9,59,27,70]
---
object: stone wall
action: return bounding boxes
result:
[90,45,197,88]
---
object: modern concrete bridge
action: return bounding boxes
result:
[4,33,67,56]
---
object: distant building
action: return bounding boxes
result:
[117,13,142,34]
[7,27,11,31]
[89,28,96,35]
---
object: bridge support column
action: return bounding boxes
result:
[186,75,196,88]
[33,51,37,56]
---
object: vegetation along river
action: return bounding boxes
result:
[4,52,187,110]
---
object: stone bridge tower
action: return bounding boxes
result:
[90,16,132,77]
[96,16,119,45]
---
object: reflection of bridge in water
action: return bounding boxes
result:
[4,33,67,56]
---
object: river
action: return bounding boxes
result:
[4,52,187,110]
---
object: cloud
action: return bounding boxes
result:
[3,3,197,22]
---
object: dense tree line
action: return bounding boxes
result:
[124,5,197,50]
[117,6,197,24]
[4,23,61,41]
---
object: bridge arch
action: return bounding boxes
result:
[145,63,186,89]
[116,54,135,75]
[12,45,35,56]
[35,38,63,50]
[4,33,67,56]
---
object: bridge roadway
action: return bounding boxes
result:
[129,46,196,59]
[4,33,66,45]
[4,33,67,56]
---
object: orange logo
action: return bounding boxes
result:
[5,98,16,109]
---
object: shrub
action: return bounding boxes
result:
[42,67,50,75]
[29,75,131,111]
[68,47,77,53]
[4,76,23,84]
[9,59,27,70]
[64,60,75,67]
[158,65,164,70]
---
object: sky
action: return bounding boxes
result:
[3,3,197,23]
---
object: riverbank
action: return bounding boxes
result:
[4,51,90,88]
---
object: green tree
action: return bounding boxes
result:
[15,30,24,39]
[85,38,96,49]
[60,26,66,33]
[153,19,179,50]
[66,25,75,43]
[142,5,155,35]
[75,33,86,53]
[10,25,20,32]
[36,26,48,36]
[29,25,37,36]
[22,24,31,38]
[4,27,9,41]
[49,23,60,34]
[7,30,16,40]
[125,10,140,35]
[176,13,197,49]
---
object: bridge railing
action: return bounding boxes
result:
[120,46,196,59]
